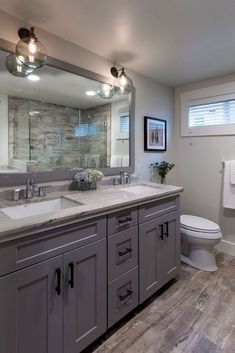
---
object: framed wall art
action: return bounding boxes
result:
[144,116,167,152]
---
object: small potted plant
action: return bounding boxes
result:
[70,169,104,191]
[150,161,175,184]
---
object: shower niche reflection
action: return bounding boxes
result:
[0,48,132,175]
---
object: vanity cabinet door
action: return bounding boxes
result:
[139,217,164,304]
[139,210,181,304]
[161,210,181,284]
[63,238,107,353]
[0,256,63,353]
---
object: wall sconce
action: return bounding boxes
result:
[16,27,47,69]
[97,83,116,99]
[110,66,133,95]
[5,53,33,77]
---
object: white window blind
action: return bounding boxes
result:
[120,115,129,133]
[181,82,235,136]
[75,123,97,137]
[189,99,235,128]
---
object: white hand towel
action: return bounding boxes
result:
[121,155,129,167]
[230,160,235,185]
[110,155,121,167]
[223,161,235,209]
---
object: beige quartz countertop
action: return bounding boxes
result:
[0,182,183,244]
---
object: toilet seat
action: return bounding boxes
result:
[180,215,222,240]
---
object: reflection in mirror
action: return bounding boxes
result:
[0,49,131,174]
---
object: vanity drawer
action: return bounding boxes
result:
[0,216,106,276]
[108,226,138,282]
[108,207,138,235]
[139,196,179,224]
[108,267,138,328]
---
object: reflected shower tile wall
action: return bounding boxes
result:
[8,97,80,171]
[29,100,80,171]
[8,96,111,171]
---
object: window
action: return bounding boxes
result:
[75,123,97,137]
[120,114,129,134]
[189,99,235,127]
[180,82,235,136]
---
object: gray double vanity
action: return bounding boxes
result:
[0,39,183,353]
[0,182,183,353]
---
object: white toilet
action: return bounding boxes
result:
[180,215,222,272]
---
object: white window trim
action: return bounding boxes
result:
[180,82,235,136]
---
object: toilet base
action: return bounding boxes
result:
[181,244,218,272]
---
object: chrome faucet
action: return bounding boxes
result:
[26,178,38,199]
[119,171,126,185]
[11,179,48,201]
[121,172,131,184]
[113,172,131,185]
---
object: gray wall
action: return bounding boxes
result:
[175,74,235,256]
[0,10,175,182]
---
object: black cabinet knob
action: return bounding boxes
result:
[55,268,61,295]
[118,217,132,224]
[159,224,164,240]
[68,262,75,289]
[118,248,132,257]
[165,221,169,237]
[119,289,133,301]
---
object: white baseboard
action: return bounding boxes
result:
[215,239,235,256]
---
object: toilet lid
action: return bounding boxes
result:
[180,215,220,233]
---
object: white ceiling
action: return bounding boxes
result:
[1,0,235,86]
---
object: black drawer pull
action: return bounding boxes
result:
[118,217,132,224]
[159,224,164,240]
[119,289,133,301]
[118,248,132,257]
[165,221,169,237]
[55,268,61,296]
[68,262,74,289]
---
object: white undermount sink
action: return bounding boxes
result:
[1,197,82,220]
[119,184,164,194]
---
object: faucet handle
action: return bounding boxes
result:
[126,173,131,184]
[38,186,47,197]
[112,177,119,186]
[12,188,25,201]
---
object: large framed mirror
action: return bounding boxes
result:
[0,39,134,186]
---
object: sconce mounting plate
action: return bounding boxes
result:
[111,66,119,78]
[18,28,30,40]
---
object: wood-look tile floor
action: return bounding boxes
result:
[94,252,235,353]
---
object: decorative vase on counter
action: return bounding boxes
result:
[71,180,97,191]
[150,161,175,185]
[70,169,103,191]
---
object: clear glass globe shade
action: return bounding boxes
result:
[97,84,116,99]
[5,53,34,77]
[115,73,133,95]
[16,38,47,69]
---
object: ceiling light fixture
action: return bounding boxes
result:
[97,84,115,99]
[110,66,133,95]
[5,53,33,77]
[16,27,47,69]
